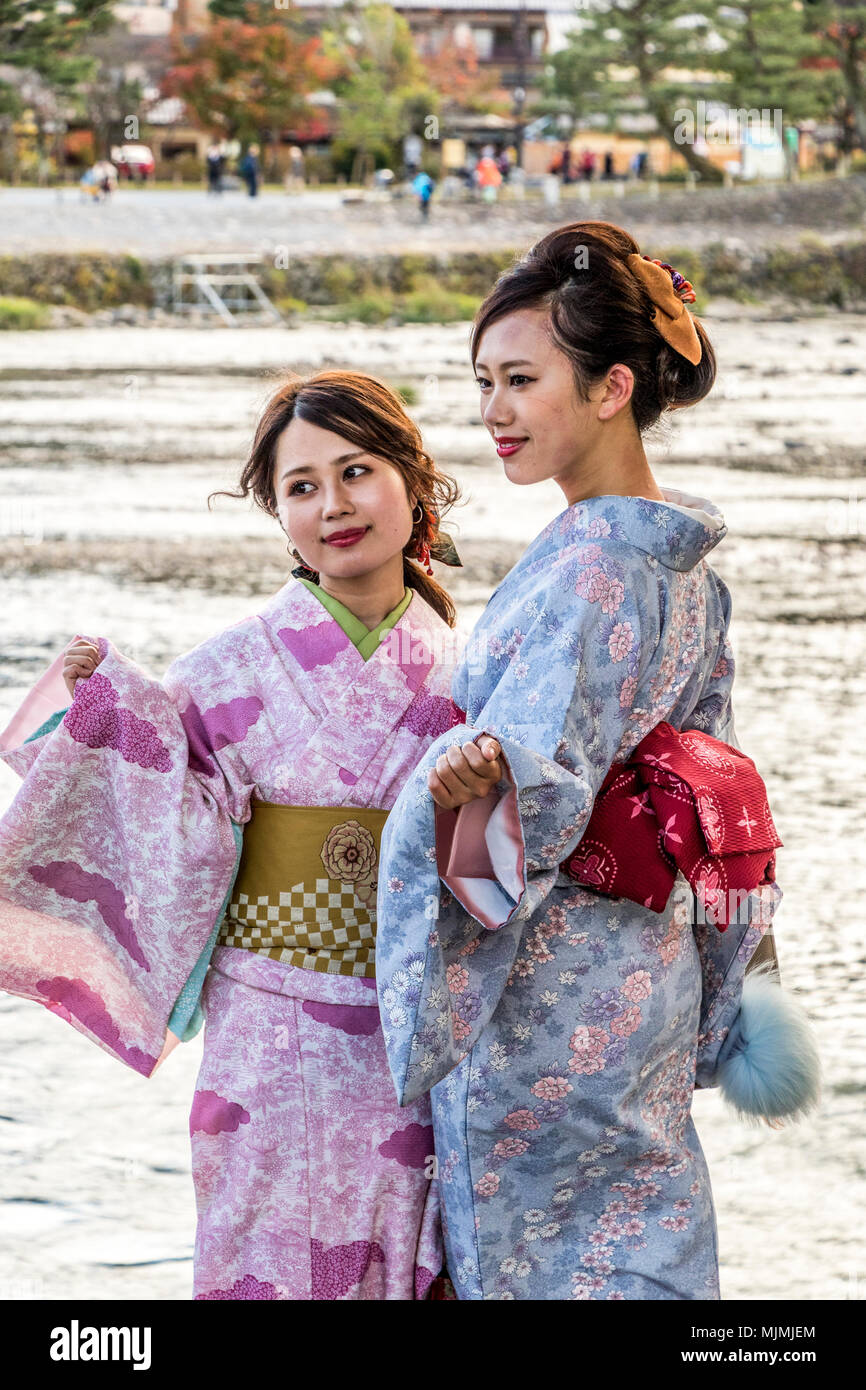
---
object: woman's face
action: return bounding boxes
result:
[474,306,635,493]
[272,415,415,583]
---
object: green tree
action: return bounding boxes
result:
[0,1,115,174]
[0,1,113,91]
[799,1,866,150]
[711,1,842,123]
[544,0,831,182]
[321,2,439,181]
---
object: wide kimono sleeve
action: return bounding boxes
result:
[0,635,246,1078]
[376,546,666,1104]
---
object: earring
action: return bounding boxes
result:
[411,501,434,577]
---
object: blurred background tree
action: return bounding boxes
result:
[542,0,848,183]
[165,2,337,151]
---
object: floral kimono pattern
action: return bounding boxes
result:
[376,488,784,1301]
[0,578,463,1299]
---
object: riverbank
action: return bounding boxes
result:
[1,176,865,324]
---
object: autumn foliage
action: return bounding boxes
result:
[165,12,341,142]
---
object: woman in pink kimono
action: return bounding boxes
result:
[0,369,467,1300]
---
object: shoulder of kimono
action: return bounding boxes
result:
[539,537,665,623]
[162,615,267,694]
[403,592,462,645]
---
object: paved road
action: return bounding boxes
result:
[0,185,550,258]
[3,182,855,259]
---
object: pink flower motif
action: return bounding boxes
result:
[568,1054,606,1076]
[610,1006,642,1038]
[458,938,480,957]
[619,674,638,709]
[474,1172,500,1197]
[446,963,469,995]
[452,1016,471,1042]
[504,1109,541,1132]
[601,579,625,615]
[493,1138,529,1159]
[658,932,682,966]
[696,793,722,847]
[608,620,635,662]
[659,1215,690,1232]
[531,1076,573,1101]
[695,864,724,915]
[576,542,604,561]
[575,564,610,605]
[543,905,569,936]
[527,934,554,964]
[622,970,652,1003]
[388,876,404,892]
[586,518,611,539]
[569,1024,609,1058]
[622,1217,646,1236]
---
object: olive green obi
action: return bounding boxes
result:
[217,802,390,979]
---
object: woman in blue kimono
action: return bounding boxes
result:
[374,220,821,1300]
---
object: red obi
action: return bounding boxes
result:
[560,722,782,931]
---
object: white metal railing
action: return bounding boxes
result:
[172,253,282,325]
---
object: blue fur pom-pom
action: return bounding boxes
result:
[716,964,822,1126]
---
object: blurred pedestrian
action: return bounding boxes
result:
[579,149,596,182]
[239,143,261,198]
[603,150,614,180]
[206,143,224,195]
[475,154,502,204]
[286,145,306,192]
[412,169,434,220]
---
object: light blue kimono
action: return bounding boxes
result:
[376,488,816,1301]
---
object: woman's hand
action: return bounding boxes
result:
[62,639,102,699]
[427,737,502,810]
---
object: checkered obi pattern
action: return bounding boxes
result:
[218,802,391,978]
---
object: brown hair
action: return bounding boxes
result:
[470,220,716,432]
[209,369,461,627]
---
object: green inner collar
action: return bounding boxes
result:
[298,577,412,660]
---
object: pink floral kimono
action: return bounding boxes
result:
[0,577,464,1299]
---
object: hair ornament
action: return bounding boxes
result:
[625,253,703,365]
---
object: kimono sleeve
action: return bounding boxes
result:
[0,644,74,779]
[0,635,245,1078]
[376,551,662,1104]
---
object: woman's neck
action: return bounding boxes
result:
[314,565,407,632]
[558,437,665,507]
